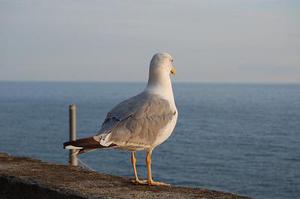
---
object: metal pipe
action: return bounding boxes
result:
[69,104,78,166]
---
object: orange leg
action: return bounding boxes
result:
[146,150,170,186]
[131,152,146,185]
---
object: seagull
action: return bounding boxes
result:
[64,52,178,186]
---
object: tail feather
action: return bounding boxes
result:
[63,136,116,155]
[63,137,100,149]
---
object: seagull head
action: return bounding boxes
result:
[150,52,176,77]
[147,52,176,93]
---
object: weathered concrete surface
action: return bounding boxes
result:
[0,152,250,199]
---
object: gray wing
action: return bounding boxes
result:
[97,92,176,146]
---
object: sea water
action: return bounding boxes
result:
[0,82,299,199]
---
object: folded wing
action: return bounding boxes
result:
[96,92,175,148]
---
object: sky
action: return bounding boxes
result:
[1,0,299,83]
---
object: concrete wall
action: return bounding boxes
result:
[0,153,249,199]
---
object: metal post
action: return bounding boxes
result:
[69,104,78,166]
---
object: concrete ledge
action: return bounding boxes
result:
[0,152,250,199]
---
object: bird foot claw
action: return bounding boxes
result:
[131,179,147,185]
[131,179,170,186]
[147,180,171,186]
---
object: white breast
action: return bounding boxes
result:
[152,110,178,148]
[146,74,177,149]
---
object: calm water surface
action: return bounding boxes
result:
[0,82,299,199]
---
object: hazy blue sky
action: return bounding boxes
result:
[1,0,299,83]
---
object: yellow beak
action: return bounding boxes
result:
[171,66,176,75]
